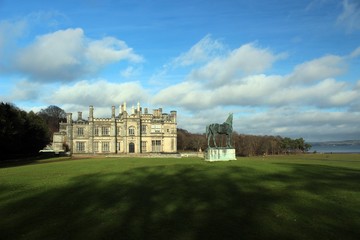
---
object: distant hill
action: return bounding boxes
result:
[310,140,360,146]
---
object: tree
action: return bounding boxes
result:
[0,102,50,160]
[176,128,311,156]
[37,105,66,137]
[23,111,51,154]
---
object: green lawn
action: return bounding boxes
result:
[1,154,360,240]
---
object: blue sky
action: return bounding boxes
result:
[1,0,360,141]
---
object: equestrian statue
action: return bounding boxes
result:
[206,113,233,148]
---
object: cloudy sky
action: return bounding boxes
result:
[1,0,360,141]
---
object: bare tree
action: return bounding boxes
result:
[37,105,66,138]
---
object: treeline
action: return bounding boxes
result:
[0,102,65,160]
[177,128,312,156]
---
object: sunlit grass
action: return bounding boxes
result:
[1,154,360,239]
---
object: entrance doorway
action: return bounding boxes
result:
[129,142,135,153]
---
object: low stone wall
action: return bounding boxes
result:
[179,152,204,158]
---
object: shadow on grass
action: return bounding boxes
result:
[0,155,71,168]
[1,163,359,240]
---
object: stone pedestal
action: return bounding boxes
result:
[205,148,236,161]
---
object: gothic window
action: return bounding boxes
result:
[76,142,85,152]
[94,127,99,136]
[151,125,161,133]
[141,125,147,134]
[152,140,161,152]
[77,127,84,136]
[93,142,99,152]
[129,126,135,136]
[102,142,110,152]
[141,141,147,153]
[102,127,110,136]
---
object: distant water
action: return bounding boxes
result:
[310,144,360,153]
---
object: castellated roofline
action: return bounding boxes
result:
[64,103,177,123]
[55,102,178,155]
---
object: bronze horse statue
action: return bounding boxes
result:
[206,113,233,148]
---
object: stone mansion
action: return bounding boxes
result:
[52,102,177,154]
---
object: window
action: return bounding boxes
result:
[129,126,135,136]
[151,125,161,133]
[93,142,99,152]
[76,142,85,152]
[102,127,109,136]
[141,141,147,153]
[94,127,99,136]
[102,142,110,152]
[117,142,121,151]
[141,125,147,134]
[77,127,84,136]
[117,127,122,136]
[152,140,161,152]
[129,142,135,153]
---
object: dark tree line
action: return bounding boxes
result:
[177,128,312,156]
[0,103,66,160]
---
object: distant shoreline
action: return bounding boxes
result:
[309,144,360,154]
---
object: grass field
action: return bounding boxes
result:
[1,154,360,240]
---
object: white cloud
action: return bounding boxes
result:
[120,66,142,78]
[238,108,360,141]
[85,37,143,66]
[287,55,346,84]
[350,46,360,58]
[149,35,225,85]
[171,105,360,141]
[269,78,357,107]
[188,43,285,86]
[12,28,143,82]
[153,81,210,110]
[154,74,357,111]
[337,0,360,32]
[171,34,224,67]
[16,28,85,81]
[49,79,149,108]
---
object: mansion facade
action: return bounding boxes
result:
[53,103,177,154]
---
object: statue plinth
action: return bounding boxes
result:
[205,148,236,161]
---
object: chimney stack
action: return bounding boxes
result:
[171,110,177,122]
[78,112,82,120]
[111,106,115,118]
[67,113,73,124]
[89,106,94,121]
